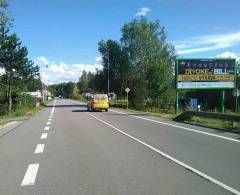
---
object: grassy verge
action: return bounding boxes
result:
[110,99,175,119]
[120,107,175,119]
[0,101,51,126]
[110,99,240,131]
[184,116,240,131]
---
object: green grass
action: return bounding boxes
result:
[110,99,175,119]
[110,99,128,109]
[185,116,240,131]
[0,101,50,126]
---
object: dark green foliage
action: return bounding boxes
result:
[50,82,76,98]
[13,93,35,111]
[0,92,7,115]
[0,0,39,114]
[184,89,237,111]
[90,17,176,110]
[120,17,176,108]
[97,40,130,96]
[78,70,91,93]
[24,78,42,92]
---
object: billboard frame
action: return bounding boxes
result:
[175,58,237,114]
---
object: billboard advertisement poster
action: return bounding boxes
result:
[176,59,236,89]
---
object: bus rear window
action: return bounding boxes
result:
[94,94,108,100]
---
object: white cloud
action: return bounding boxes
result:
[175,44,188,50]
[135,7,151,16]
[177,43,231,55]
[36,56,49,65]
[35,56,103,85]
[175,31,240,55]
[95,56,102,64]
[216,51,240,62]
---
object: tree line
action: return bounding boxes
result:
[50,17,239,112]
[0,0,40,115]
[51,17,176,111]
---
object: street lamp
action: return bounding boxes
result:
[105,56,110,97]
[40,65,48,102]
[108,61,110,97]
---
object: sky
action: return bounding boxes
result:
[8,0,240,84]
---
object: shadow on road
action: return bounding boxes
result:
[46,104,86,108]
[72,109,102,112]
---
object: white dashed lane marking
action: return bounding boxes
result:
[40,133,48,139]
[46,121,51,125]
[44,126,50,131]
[21,99,56,187]
[21,164,39,186]
[34,144,45,154]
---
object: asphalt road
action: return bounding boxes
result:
[0,98,240,195]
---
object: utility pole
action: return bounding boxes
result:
[41,65,48,102]
[106,55,110,97]
[41,77,44,102]
[108,61,110,97]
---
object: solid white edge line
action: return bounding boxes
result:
[21,164,39,186]
[40,133,48,139]
[86,112,240,195]
[44,126,50,131]
[110,109,240,143]
[34,144,45,153]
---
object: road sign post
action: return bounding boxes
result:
[125,87,130,110]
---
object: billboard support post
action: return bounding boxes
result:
[221,90,225,113]
[235,88,238,112]
[176,90,179,114]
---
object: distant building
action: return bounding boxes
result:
[26,90,52,100]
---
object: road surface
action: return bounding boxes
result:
[0,98,240,195]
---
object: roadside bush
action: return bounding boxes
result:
[13,94,35,111]
[70,94,87,102]
[0,102,8,116]
[70,93,81,100]
[0,91,7,116]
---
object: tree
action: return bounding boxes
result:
[78,70,89,93]
[0,0,9,23]
[121,17,176,108]
[63,82,75,98]
[24,78,42,92]
[50,82,75,98]
[98,40,129,96]
[0,20,39,112]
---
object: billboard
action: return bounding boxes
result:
[176,59,236,89]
